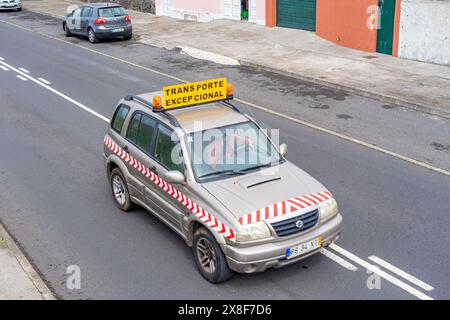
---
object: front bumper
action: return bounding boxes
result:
[94,25,132,39]
[0,3,21,9]
[223,214,343,273]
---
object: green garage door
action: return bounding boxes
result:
[277,0,316,31]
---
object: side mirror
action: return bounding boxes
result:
[279,144,287,157]
[164,170,185,184]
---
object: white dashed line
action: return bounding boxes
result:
[368,256,434,292]
[0,60,109,123]
[321,248,358,272]
[16,75,28,81]
[0,56,4,60]
[329,244,434,300]
[0,65,9,71]
[18,67,30,74]
[38,77,51,85]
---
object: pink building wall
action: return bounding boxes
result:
[155,0,266,25]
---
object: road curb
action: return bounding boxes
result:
[238,60,450,121]
[0,223,55,300]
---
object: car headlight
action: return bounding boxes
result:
[319,198,338,222]
[236,221,271,242]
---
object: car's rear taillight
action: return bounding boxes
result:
[95,18,106,25]
[125,15,131,23]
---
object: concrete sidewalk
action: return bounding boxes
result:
[0,224,54,299]
[23,0,450,118]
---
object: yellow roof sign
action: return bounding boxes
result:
[163,78,228,110]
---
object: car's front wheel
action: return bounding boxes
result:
[88,28,99,43]
[192,227,233,283]
[63,23,71,37]
[17,7,22,11]
[110,168,133,211]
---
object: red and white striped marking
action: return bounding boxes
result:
[104,135,236,241]
[239,191,333,225]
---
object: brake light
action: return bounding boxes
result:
[125,15,131,23]
[95,18,106,25]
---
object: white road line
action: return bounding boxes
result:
[38,77,51,85]
[16,75,28,81]
[0,65,9,71]
[2,18,447,178]
[0,60,109,123]
[321,248,358,271]
[18,67,30,74]
[368,256,434,292]
[329,244,434,300]
[0,56,4,60]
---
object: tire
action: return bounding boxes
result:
[192,227,233,283]
[123,34,132,41]
[88,28,99,43]
[63,23,71,37]
[109,168,134,212]
[17,7,22,11]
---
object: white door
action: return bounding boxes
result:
[162,0,170,15]
[224,0,241,20]
[248,0,257,23]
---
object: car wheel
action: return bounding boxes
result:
[110,168,134,211]
[192,227,233,283]
[88,28,99,43]
[123,34,132,41]
[63,23,71,37]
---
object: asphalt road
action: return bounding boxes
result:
[0,12,449,300]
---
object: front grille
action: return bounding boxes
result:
[271,209,319,237]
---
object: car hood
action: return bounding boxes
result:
[201,161,327,221]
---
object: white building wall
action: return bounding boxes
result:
[399,0,450,65]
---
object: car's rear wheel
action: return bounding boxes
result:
[88,28,99,43]
[63,23,71,37]
[192,227,233,283]
[110,168,133,211]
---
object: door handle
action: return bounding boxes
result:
[150,166,158,175]
[122,145,128,152]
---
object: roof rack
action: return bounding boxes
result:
[124,94,182,128]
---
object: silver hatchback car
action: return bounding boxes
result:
[103,83,342,283]
[63,3,132,43]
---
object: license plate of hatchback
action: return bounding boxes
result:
[113,28,124,33]
[285,236,322,259]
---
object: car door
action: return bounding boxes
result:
[124,113,184,229]
[67,7,82,34]
[149,124,188,229]
[80,6,93,36]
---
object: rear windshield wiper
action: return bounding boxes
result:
[198,170,246,179]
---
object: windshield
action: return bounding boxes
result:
[185,121,283,182]
[99,6,126,17]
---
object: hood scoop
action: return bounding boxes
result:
[242,177,282,189]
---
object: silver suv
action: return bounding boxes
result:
[103,88,342,283]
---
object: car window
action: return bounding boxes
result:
[135,115,157,154]
[126,113,142,143]
[98,6,126,17]
[111,104,130,134]
[81,7,93,18]
[72,8,82,18]
[154,126,184,172]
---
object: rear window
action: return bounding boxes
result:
[111,104,129,133]
[99,6,127,17]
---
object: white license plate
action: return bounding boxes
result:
[285,236,322,260]
[112,28,124,33]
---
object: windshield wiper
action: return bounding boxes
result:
[237,163,274,173]
[198,170,246,179]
